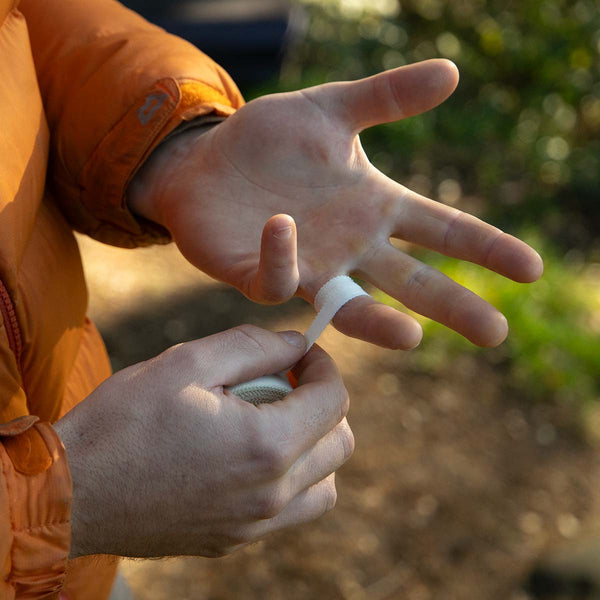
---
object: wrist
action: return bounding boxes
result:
[127,122,219,227]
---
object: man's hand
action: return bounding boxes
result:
[129,59,543,349]
[53,327,352,559]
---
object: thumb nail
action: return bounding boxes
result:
[278,330,306,350]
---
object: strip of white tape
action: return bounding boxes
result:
[304,275,370,350]
[227,275,370,404]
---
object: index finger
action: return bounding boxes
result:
[388,183,544,283]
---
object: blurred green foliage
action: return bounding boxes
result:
[279,0,600,251]
[257,0,600,408]
[373,238,600,406]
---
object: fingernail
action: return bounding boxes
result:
[278,330,306,350]
[273,226,293,240]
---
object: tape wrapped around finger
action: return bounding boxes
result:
[227,276,370,405]
[304,275,370,350]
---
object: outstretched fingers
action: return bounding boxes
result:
[388,183,544,283]
[331,294,423,350]
[357,244,509,347]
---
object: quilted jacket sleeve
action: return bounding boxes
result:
[0,290,72,599]
[0,415,71,599]
[19,0,244,247]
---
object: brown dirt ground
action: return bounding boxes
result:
[76,235,600,600]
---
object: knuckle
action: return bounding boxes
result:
[245,424,290,480]
[384,74,406,121]
[320,478,338,515]
[255,442,289,479]
[404,264,435,308]
[337,419,355,463]
[162,342,203,375]
[251,487,287,520]
[442,209,466,254]
[339,387,350,421]
[156,342,184,365]
[228,325,269,360]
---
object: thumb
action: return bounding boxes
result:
[310,58,459,133]
[197,325,306,388]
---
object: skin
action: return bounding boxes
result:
[129,59,544,350]
[54,328,353,558]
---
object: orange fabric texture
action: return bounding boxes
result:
[0,0,244,596]
[0,422,71,599]
[21,0,243,248]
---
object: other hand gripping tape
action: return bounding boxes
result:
[227,276,369,405]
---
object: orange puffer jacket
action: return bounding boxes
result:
[0,0,243,597]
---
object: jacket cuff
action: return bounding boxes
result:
[57,78,239,248]
[0,419,72,598]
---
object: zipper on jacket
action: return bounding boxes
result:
[0,278,22,370]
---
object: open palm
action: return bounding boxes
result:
[139,60,542,349]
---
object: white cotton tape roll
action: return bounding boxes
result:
[227,374,293,405]
[227,276,370,405]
